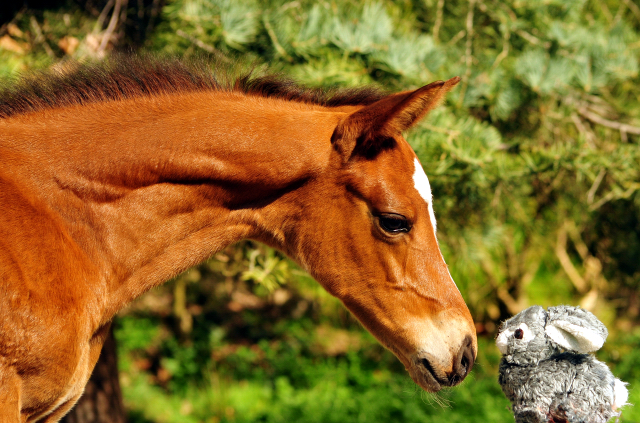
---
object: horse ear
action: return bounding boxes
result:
[332,76,460,160]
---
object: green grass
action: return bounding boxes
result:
[117,321,639,423]
[122,352,513,423]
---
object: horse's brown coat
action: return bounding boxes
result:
[0,59,476,422]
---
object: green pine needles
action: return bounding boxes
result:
[1,1,639,421]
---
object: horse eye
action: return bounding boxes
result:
[514,329,524,340]
[378,214,411,234]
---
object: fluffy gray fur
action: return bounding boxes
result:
[497,305,629,423]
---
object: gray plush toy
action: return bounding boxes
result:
[497,305,629,423]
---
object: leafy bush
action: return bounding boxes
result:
[2,0,639,421]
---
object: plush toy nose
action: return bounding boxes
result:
[449,335,475,385]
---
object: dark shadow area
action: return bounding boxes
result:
[1,0,165,50]
[1,0,65,27]
[127,410,156,423]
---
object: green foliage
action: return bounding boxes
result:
[2,0,640,421]
[118,328,515,423]
[241,247,290,295]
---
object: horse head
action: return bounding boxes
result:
[284,77,476,392]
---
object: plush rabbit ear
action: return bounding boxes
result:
[544,320,605,353]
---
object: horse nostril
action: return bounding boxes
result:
[420,357,436,377]
[460,355,469,376]
[450,336,475,386]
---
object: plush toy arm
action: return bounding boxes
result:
[613,378,629,410]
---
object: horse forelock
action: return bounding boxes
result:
[0,56,389,119]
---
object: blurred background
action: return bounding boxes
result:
[1,0,639,422]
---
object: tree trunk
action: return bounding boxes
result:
[61,324,127,423]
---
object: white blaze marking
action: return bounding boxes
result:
[412,158,461,293]
[413,157,437,234]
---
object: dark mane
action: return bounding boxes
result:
[0,56,388,118]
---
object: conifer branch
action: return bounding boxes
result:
[586,169,605,205]
[570,114,596,148]
[578,106,640,139]
[567,224,590,262]
[421,123,461,144]
[432,0,445,43]
[94,0,115,34]
[492,26,510,70]
[29,16,54,58]
[176,30,231,62]
[600,1,614,25]
[556,224,589,294]
[98,0,124,53]
[515,29,550,49]
[480,257,524,315]
[589,184,640,211]
[613,1,626,26]
[446,29,466,46]
[263,15,292,61]
[623,0,640,23]
[458,0,476,107]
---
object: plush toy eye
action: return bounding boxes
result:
[496,322,534,354]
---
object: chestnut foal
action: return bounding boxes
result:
[0,59,476,422]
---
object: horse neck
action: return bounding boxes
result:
[2,91,340,320]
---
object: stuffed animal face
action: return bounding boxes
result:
[496,305,557,366]
[496,305,608,366]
